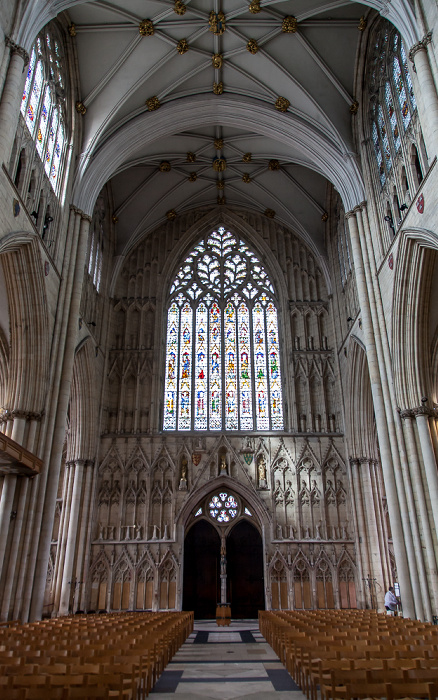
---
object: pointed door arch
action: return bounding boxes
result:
[226,519,265,618]
[182,482,267,619]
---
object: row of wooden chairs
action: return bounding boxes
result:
[0,611,193,698]
[259,610,438,700]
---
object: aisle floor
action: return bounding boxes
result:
[151,620,308,699]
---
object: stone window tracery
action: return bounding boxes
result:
[20,28,67,193]
[163,226,284,431]
[368,21,419,190]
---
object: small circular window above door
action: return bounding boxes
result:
[208,491,239,523]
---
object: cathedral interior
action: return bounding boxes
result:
[0,0,437,624]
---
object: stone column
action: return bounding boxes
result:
[349,458,369,608]
[359,457,387,610]
[1,478,28,619]
[59,460,85,615]
[414,407,438,539]
[0,475,17,583]
[53,463,74,610]
[0,38,28,166]
[409,33,438,160]
[74,462,94,612]
[346,210,415,618]
[401,409,438,617]
[28,212,91,621]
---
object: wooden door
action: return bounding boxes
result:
[183,520,220,618]
[227,520,265,618]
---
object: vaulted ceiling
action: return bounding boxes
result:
[67,0,370,259]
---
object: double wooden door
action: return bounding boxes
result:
[183,519,264,619]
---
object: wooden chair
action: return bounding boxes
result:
[385,680,437,700]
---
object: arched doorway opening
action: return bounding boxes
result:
[183,487,265,619]
[183,519,220,619]
[227,520,265,618]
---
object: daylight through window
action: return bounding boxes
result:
[163,227,284,431]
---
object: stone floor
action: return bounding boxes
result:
[150,620,307,699]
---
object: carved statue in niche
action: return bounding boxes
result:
[219,454,228,475]
[284,480,295,505]
[274,479,284,505]
[299,478,310,505]
[325,479,336,505]
[179,455,188,491]
[310,479,321,505]
[336,480,347,505]
[316,520,323,539]
[258,454,267,488]
[341,520,349,539]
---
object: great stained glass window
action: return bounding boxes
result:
[163,227,284,431]
[20,28,67,193]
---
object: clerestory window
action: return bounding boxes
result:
[20,30,67,192]
[369,23,417,187]
[163,226,284,432]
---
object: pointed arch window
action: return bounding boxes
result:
[163,226,284,431]
[20,29,67,192]
[369,22,417,188]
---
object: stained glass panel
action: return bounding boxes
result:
[400,43,416,111]
[36,86,50,157]
[51,123,64,186]
[372,120,386,186]
[209,301,222,430]
[178,301,192,430]
[164,302,179,430]
[225,300,238,429]
[378,104,392,172]
[194,303,208,430]
[266,301,284,429]
[393,56,410,129]
[21,48,37,115]
[385,82,401,151]
[238,301,253,430]
[26,60,43,133]
[45,107,58,178]
[253,301,269,430]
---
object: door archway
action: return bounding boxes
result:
[227,520,265,618]
[183,519,220,619]
[182,486,266,619]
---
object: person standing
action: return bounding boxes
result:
[384,586,399,615]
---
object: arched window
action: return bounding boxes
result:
[20,29,67,192]
[163,226,284,432]
[369,22,417,187]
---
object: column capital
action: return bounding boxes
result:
[412,404,438,418]
[69,204,92,222]
[5,37,29,65]
[409,31,432,63]
[345,209,357,220]
[399,408,415,420]
[349,457,359,466]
